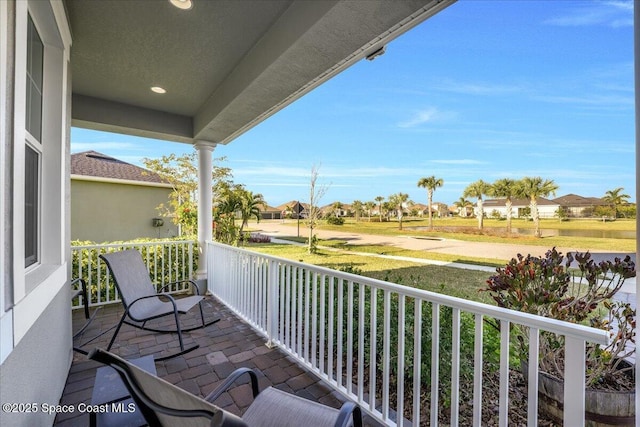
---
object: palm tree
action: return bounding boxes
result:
[602,187,630,218]
[489,178,518,234]
[364,201,375,221]
[518,176,558,238]
[463,180,491,230]
[351,200,364,222]
[453,197,472,217]
[374,196,385,222]
[238,190,264,234]
[417,176,444,230]
[389,192,410,230]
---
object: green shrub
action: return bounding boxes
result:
[326,216,345,225]
[71,237,198,305]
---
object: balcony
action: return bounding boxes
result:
[58,240,614,426]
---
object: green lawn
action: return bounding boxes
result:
[248,243,496,304]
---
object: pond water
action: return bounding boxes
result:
[405,226,636,240]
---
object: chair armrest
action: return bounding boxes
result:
[334,402,363,427]
[159,279,200,294]
[204,368,260,403]
[71,278,90,320]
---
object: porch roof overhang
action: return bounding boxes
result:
[64,0,455,145]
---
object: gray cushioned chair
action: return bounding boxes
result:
[89,348,363,427]
[100,249,219,361]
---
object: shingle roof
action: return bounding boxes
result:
[553,193,604,206]
[71,151,167,184]
[483,197,559,207]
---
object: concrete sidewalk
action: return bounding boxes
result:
[253,220,636,302]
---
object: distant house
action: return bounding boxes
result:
[258,203,282,220]
[553,194,605,218]
[482,197,560,219]
[71,151,179,242]
[276,200,309,219]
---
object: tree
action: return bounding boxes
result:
[238,190,264,235]
[389,192,410,230]
[453,197,473,217]
[489,178,518,234]
[332,201,343,217]
[602,187,630,218]
[364,201,375,221]
[518,176,558,238]
[417,175,444,230]
[307,165,328,253]
[374,196,385,222]
[142,153,232,236]
[463,180,491,230]
[351,200,364,222]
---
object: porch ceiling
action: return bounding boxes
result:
[64,0,455,144]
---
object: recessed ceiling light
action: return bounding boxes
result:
[151,86,166,94]
[169,0,193,10]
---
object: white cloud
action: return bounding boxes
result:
[430,159,487,165]
[544,0,632,27]
[397,108,456,128]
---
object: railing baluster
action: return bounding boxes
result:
[369,287,377,413]
[328,275,335,384]
[451,307,461,427]
[528,327,539,426]
[304,269,311,362]
[297,267,303,358]
[346,280,354,395]
[357,283,365,404]
[473,314,483,427]
[413,298,422,427]
[312,271,318,368]
[397,294,405,427]
[382,290,391,421]
[430,302,440,426]
[499,320,510,427]
[320,273,326,375]
[337,278,344,389]
[564,336,586,426]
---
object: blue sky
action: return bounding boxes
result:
[71,0,635,208]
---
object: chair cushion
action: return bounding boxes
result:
[242,387,340,427]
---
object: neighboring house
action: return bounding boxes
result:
[553,194,606,218]
[277,201,309,219]
[482,198,561,219]
[258,203,282,220]
[320,202,350,217]
[71,151,179,242]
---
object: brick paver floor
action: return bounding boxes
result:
[56,296,380,426]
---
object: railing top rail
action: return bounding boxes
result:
[207,240,609,345]
[73,240,196,250]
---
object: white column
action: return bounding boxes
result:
[194,140,217,279]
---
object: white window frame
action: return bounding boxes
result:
[6,0,71,349]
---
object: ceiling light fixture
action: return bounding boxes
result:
[151,86,167,94]
[169,0,193,10]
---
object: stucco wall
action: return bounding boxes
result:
[71,180,179,243]
[0,286,71,427]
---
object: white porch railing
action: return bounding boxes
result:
[207,241,609,427]
[71,240,196,308]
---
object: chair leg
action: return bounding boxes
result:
[173,308,185,351]
[107,312,128,351]
[198,301,205,326]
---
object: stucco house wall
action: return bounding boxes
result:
[71,179,179,242]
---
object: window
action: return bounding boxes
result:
[24,14,43,268]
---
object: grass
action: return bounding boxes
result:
[247,242,496,304]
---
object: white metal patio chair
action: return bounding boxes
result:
[100,249,219,361]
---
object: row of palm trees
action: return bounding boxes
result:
[358,176,558,238]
